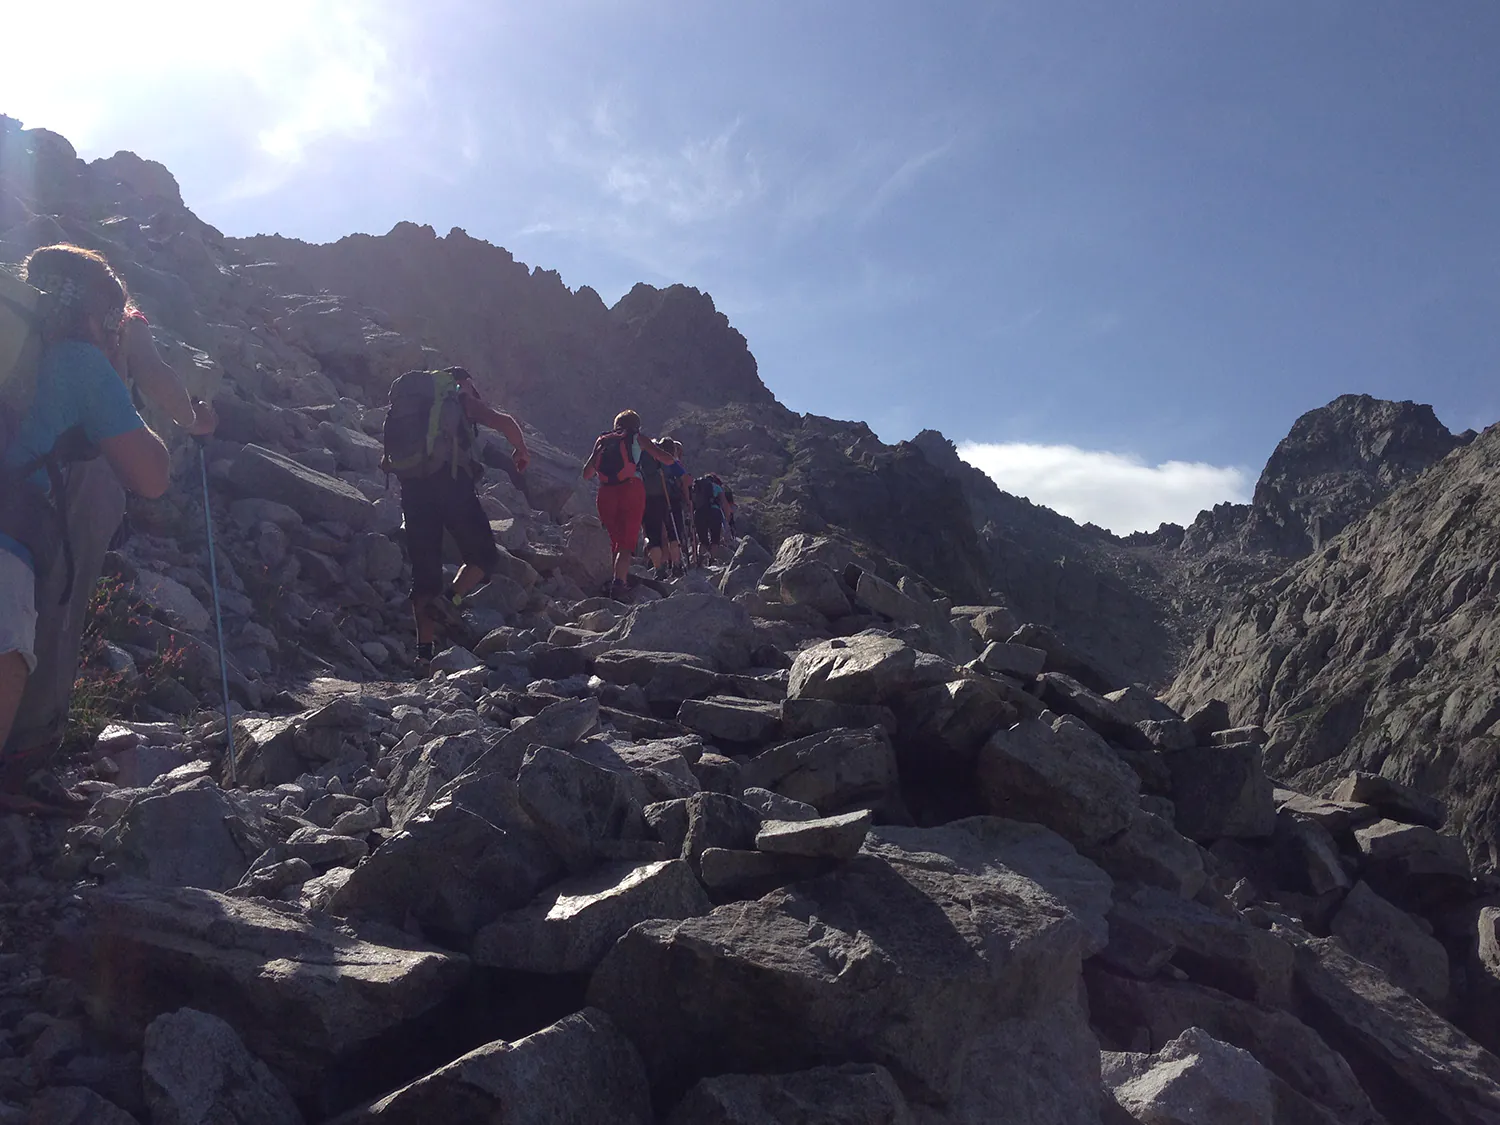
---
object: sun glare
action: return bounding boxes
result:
[0,1,395,164]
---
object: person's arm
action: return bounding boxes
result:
[639,436,675,465]
[99,427,170,498]
[463,395,530,472]
[120,316,217,436]
[581,437,602,481]
[76,344,172,498]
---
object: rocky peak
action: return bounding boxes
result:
[1199,394,1464,559]
[91,149,184,212]
[1170,420,1500,859]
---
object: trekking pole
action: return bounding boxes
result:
[197,439,236,786]
[660,475,685,573]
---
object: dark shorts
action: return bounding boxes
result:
[642,492,679,550]
[694,505,724,548]
[400,468,499,599]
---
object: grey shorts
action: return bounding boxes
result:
[0,550,38,673]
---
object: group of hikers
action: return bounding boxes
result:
[0,242,736,815]
[583,409,735,600]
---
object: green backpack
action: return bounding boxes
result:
[0,268,66,581]
[381,367,476,480]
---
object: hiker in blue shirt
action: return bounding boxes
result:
[0,245,172,814]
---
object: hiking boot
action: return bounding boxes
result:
[429,594,478,648]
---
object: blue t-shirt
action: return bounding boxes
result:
[6,341,143,473]
[0,340,144,566]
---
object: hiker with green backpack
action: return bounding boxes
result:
[1,245,176,815]
[380,365,530,670]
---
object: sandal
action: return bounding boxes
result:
[0,757,90,820]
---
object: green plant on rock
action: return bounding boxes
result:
[65,577,186,753]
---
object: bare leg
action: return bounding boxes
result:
[451,563,487,599]
[411,598,437,646]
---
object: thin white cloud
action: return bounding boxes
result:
[523,106,765,280]
[251,7,392,165]
[858,138,956,223]
[956,440,1251,534]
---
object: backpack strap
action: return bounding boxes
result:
[39,454,74,605]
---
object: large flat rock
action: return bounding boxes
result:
[976,715,1140,848]
[472,859,711,973]
[227,443,375,527]
[329,1009,651,1124]
[1293,934,1500,1125]
[588,817,1104,1115]
[786,634,921,706]
[603,594,755,671]
[58,881,469,1100]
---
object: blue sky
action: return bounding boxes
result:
[5,1,1497,532]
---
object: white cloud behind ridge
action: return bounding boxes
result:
[955,441,1251,535]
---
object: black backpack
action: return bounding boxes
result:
[692,474,722,510]
[381,367,474,477]
[382,367,473,480]
[596,430,640,485]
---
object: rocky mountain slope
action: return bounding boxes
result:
[911,396,1469,689]
[1169,420,1500,862]
[4,113,1500,1122]
[223,186,1473,693]
[912,430,1177,686]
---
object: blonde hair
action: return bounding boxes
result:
[613,409,641,434]
[22,243,128,344]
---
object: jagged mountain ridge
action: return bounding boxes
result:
[1173,394,1468,558]
[231,225,773,455]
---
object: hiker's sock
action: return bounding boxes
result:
[416,642,435,661]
